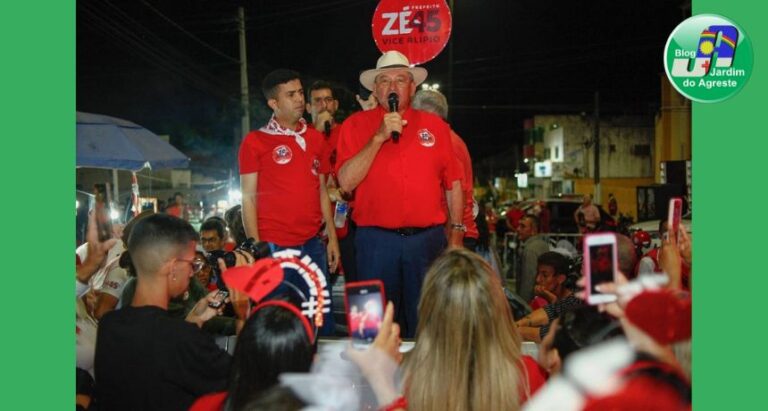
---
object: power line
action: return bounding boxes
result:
[139,0,240,63]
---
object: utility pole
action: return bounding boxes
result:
[236,7,250,193]
[238,7,251,137]
[593,91,601,204]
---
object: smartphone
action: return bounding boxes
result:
[583,233,619,305]
[667,197,683,243]
[93,183,113,242]
[208,290,229,309]
[344,280,385,346]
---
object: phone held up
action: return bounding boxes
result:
[93,183,113,242]
[583,232,619,305]
[667,197,683,243]
[208,290,229,309]
[344,280,385,347]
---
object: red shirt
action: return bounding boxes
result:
[239,121,329,246]
[449,129,479,239]
[506,207,525,229]
[521,355,548,403]
[336,107,461,228]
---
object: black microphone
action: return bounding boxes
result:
[323,120,331,138]
[388,92,400,143]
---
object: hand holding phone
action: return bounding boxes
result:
[93,183,113,242]
[583,233,619,305]
[345,280,386,347]
[208,290,229,309]
[667,197,683,243]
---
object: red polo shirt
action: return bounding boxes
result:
[450,129,479,240]
[336,107,461,228]
[238,125,329,246]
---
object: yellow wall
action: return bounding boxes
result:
[573,177,655,220]
[654,77,692,182]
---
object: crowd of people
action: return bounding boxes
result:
[75,50,691,410]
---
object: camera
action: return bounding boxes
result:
[206,238,271,289]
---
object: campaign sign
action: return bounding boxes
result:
[372,0,452,65]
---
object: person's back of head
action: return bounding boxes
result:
[228,303,314,410]
[412,89,449,120]
[407,248,524,411]
[225,205,248,245]
[616,234,637,275]
[118,210,156,277]
[127,214,198,278]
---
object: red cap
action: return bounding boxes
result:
[624,290,691,345]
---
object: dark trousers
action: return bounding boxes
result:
[339,218,358,282]
[355,225,446,338]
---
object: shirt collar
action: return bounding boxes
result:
[259,115,308,151]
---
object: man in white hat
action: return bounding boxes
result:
[336,50,464,337]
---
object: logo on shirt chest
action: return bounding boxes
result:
[272,145,293,164]
[417,129,436,147]
[311,156,321,176]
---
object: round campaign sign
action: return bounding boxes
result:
[663,14,753,103]
[371,0,452,65]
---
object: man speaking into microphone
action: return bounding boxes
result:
[336,50,463,337]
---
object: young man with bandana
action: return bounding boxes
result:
[238,69,338,335]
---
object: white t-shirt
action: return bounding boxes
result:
[76,241,125,292]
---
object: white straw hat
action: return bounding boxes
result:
[359,50,428,91]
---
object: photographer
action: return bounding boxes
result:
[95,214,254,411]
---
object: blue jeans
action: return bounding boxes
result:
[267,236,335,337]
[355,226,446,338]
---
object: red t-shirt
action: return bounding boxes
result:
[336,107,462,228]
[449,129,479,239]
[239,122,329,246]
[521,355,548,403]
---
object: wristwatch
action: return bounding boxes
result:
[451,223,467,232]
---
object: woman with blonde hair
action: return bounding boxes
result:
[402,248,546,411]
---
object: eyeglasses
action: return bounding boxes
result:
[312,96,336,104]
[177,258,206,274]
[375,75,411,88]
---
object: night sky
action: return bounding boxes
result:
[77,0,689,181]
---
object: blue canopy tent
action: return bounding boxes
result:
[76,111,190,213]
[76,111,189,171]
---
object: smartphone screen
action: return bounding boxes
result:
[584,233,618,305]
[208,290,229,309]
[667,197,683,242]
[93,183,113,242]
[345,280,385,346]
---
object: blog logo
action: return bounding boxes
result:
[664,14,752,103]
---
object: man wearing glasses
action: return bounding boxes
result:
[95,214,251,410]
[336,50,464,337]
